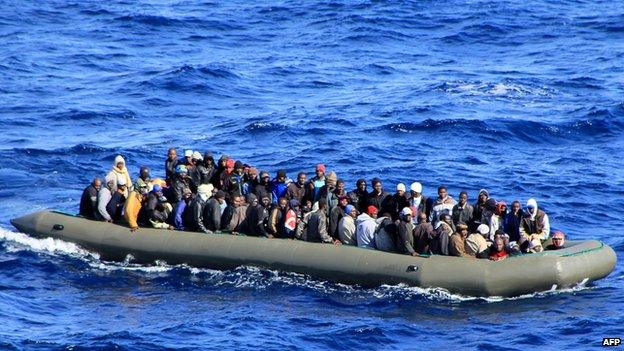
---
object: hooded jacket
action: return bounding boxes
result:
[338,215,357,245]
[106,155,133,196]
[185,193,209,233]
[306,209,332,243]
[520,199,550,241]
[429,222,453,255]
[356,213,377,249]
[96,183,114,221]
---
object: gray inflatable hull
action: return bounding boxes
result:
[10,210,617,297]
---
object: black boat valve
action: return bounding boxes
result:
[52,224,64,231]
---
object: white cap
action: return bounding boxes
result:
[477,224,489,235]
[396,183,406,192]
[197,183,214,195]
[410,182,422,193]
[184,150,193,157]
[192,151,203,161]
[401,207,412,216]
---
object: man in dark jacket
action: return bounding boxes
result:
[383,183,409,221]
[452,191,473,227]
[397,208,417,256]
[106,181,127,222]
[286,172,307,203]
[268,197,289,238]
[504,200,523,242]
[347,179,368,214]
[305,202,339,244]
[79,178,101,218]
[223,161,245,197]
[184,184,211,233]
[413,212,434,254]
[211,155,229,189]
[165,148,179,186]
[429,214,453,255]
[254,171,272,203]
[195,152,216,187]
[368,178,390,211]
[145,184,172,228]
[204,190,227,232]
[170,165,192,203]
[329,195,349,239]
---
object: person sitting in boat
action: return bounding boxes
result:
[471,189,490,231]
[182,149,193,168]
[271,170,291,204]
[170,165,192,203]
[306,201,339,244]
[295,201,315,240]
[356,205,378,249]
[368,178,390,213]
[268,197,289,238]
[227,194,249,235]
[429,186,457,227]
[107,177,127,222]
[286,172,307,204]
[145,184,173,229]
[397,207,418,256]
[307,164,326,204]
[429,214,453,255]
[254,171,272,203]
[520,198,550,241]
[223,161,245,197]
[374,212,397,252]
[318,171,339,211]
[164,148,179,186]
[413,212,433,254]
[218,159,235,191]
[184,183,214,234]
[79,177,101,219]
[449,223,471,258]
[211,155,228,188]
[105,155,133,197]
[124,187,148,232]
[489,236,509,261]
[465,224,491,258]
[244,194,267,237]
[172,188,193,230]
[283,199,300,238]
[195,152,216,188]
[95,178,116,222]
[545,230,566,250]
[203,190,227,233]
[347,179,368,215]
[133,166,151,195]
[503,200,523,242]
[452,191,473,228]
[242,167,259,196]
[489,201,507,240]
[383,183,409,221]
[338,204,358,245]
[407,182,429,223]
[329,195,349,240]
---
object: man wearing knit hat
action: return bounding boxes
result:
[184,183,213,234]
[223,160,245,197]
[338,204,358,245]
[307,164,326,203]
[383,183,409,221]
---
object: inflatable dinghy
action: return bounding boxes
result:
[10,210,617,297]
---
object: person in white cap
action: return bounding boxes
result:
[465,224,491,258]
[429,185,457,227]
[383,183,409,220]
[519,198,550,241]
[407,182,429,222]
[397,207,417,255]
[183,149,194,167]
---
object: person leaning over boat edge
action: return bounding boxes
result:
[79,177,101,219]
[545,230,566,250]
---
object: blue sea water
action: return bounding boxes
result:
[1,0,623,349]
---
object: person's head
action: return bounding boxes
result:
[552,231,565,248]
[92,177,102,190]
[260,171,270,185]
[117,183,127,194]
[459,191,468,205]
[477,224,489,237]
[512,200,521,214]
[345,205,357,218]
[225,159,235,172]
[478,189,489,203]
[457,223,468,237]
[396,183,406,197]
[197,184,214,198]
[184,150,193,164]
[356,179,367,192]
[437,185,448,200]
[495,201,507,216]
[247,193,258,207]
[215,190,226,204]
[289,198,300,210]
[367,205,378,219]
[176,164,188,178]
[297,172,306,185]
[526,198,538,215]
[338,195,349,208]
[192,151,203,164]
[139,166,150,180]
[326,172,337,188]
[315,164,325,178]
[494,237,505,252]
[243,164,251,175]
[114,155,125,170]
[318,201,327,213]
[203,152,214,166]
[151,184,163,196]
[400,207,412,222]
[277,170,287,183]
[410,182,422,197]
[105,178,116,191]
[167,148,177,160]
[336,179,346,193]
[219,155,229,167]
[248,167,258,179]
[278,197,288,210]
[372,178,382,194]
[234,161,244,175]
[261,195,271,208]
[440,213,452,225]
[233,195,244,207]
[418,212,427,223]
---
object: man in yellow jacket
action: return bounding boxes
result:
[124,190,146,232]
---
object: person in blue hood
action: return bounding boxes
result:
[271,169,291,204]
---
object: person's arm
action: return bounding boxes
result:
[194,202,209,233]
[98,191,112,221]
[399,223,416,255]
[318,214,333,243]
[268,208,278,235]
[540,214,550,241]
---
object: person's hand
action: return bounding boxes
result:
[267,234,274,239]
[167,225,174,230]
[106,219,113,223]
[231,231,238,236]
[411,252,418,257]
[130,227,138,232]
[333,240,342,245]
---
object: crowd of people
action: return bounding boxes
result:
[79,148,567,261]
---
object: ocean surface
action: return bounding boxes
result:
[1,0,623,349]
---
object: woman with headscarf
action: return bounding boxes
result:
[105,155,133,197]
